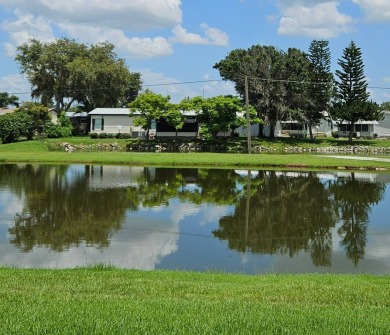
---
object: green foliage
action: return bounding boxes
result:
[306,40,334,140]
[44,112,73,138]
[89,132,99,139]
[16,102,50,134]
[0,111,35,143]
[129,89,171,137]
[0,92,19,107]
[184,95,259,139]
[163,107,187,135]
[335,41,369,104]
[15,38,142,113]
[98,133,108,138]
[331,41,382,142]
[117,133,131,139]
[119,72,143,107]
[214,45,308,138]
[380,101,390,111]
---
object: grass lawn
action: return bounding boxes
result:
[0,137,390,170]
[1,138,390,334]
[0,268,389,334]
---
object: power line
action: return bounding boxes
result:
[144,79,223,87]
[5,77,390,96]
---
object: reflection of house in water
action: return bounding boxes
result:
[153,168,199,183]
[85,165,145,189]
[271,170,388,183]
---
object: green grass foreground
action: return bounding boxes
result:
[1,137,390,170]
[0,268,389,334]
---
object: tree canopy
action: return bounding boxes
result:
[214,43,333,139]
[305,40,333,140]
[0,92,19,108]
[183,95,260,139]
[214,45,287,138]
[129,90,173,138]
[15,38,142,114]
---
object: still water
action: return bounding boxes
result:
[0,163,389,274]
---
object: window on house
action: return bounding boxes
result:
[92,118,104,130]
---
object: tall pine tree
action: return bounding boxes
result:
[331,41,382,142]
[306,40,333,141]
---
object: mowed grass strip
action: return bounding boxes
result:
[0,268,389,334]
[1,139,390,170]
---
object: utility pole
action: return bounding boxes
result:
[245,76,251,154]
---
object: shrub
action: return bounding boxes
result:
[43,112,72,138]
[98,132,108,139]
[89,132,98,139]
[118,133,131,139]
[44,122,72,138]
[0,112,35,143]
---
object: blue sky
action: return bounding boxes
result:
[0,0,389,104]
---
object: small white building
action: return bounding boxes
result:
[376,110,390,137]
[89,108,199,138]
[336,120,378,138]
[89,108,145,137]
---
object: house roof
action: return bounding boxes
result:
[0,107,16,116]
[65,112,88,117]
[337,120,379,125]
[89,108,131,115]
[89,108,197,117]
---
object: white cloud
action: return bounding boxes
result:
[353,0,390,22]
[171,24,228,46]
[201,73,236,99]
[0,0,182,31]
[0,220,180,269]
[277,1,356,38]
[139,69,236,102]
[0,73,30,100]
[1,9,54,56]
[140,69,192,101]
[0,0,227,61]
[58,23,173,59]
[201,23,229,46]
[0,0,181,59]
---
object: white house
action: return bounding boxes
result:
[89,108,199,138]
[89,108,146,137]
[269,111,378,138]
[335,120,378,138]
[376,110,390,137]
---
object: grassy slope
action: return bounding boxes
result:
[1,138,390,170]
[0,268,389,334]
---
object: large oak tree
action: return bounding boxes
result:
[15,38,142,114]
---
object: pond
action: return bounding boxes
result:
[0,163,389,274]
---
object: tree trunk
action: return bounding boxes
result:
[348,123,354,143]
[268,122,276,139]
[308,123,315,142]
[258,123,264,138]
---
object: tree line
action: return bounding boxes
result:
[214,40,383,142]
[0,38,387,143]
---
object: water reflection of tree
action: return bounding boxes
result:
[127,168,242,208]
[126,168,189,209]
[2,164,128,252]
[213,171,336,266]
[178,169,242,205]
[329,174,385,266]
